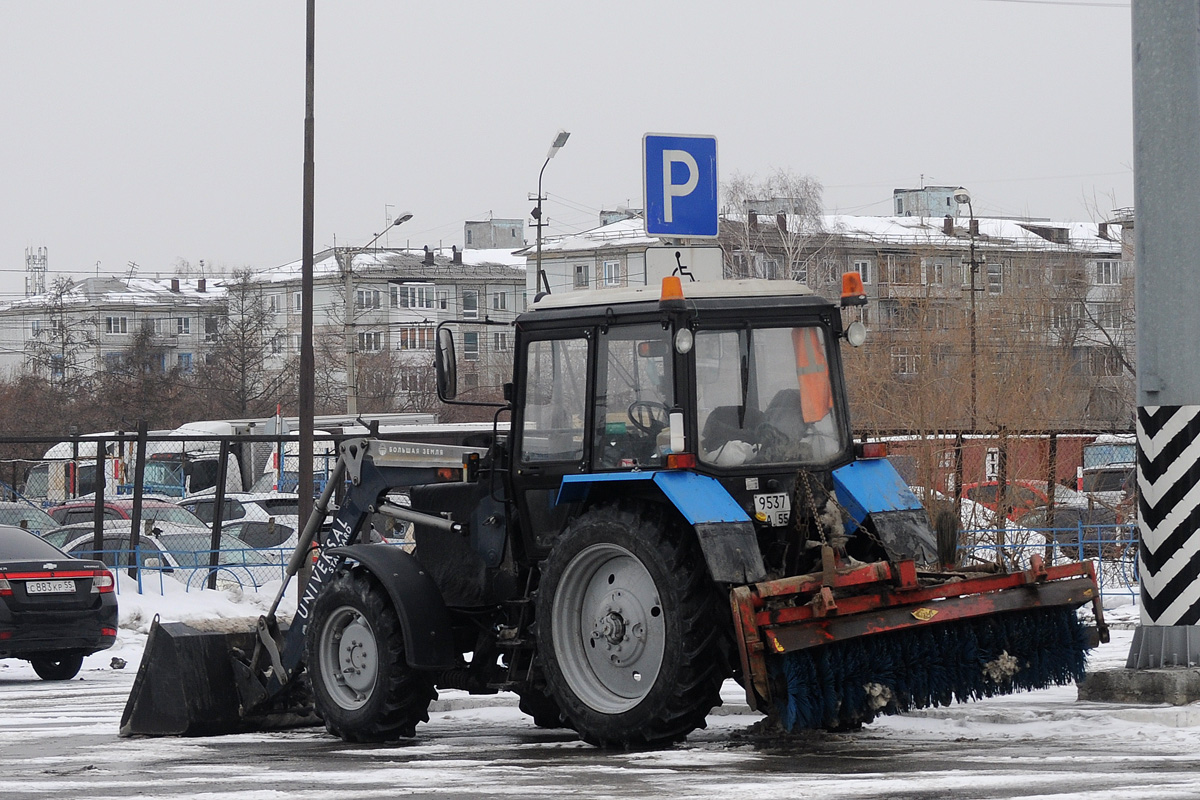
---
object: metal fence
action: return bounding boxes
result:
[0,429,1143,602]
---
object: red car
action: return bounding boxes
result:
[47,498,206,528]
[961,480,1090,521]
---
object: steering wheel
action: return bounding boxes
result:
[627,400,671,435]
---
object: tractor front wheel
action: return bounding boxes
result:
[306,569,437,742]
[537,504,726,748]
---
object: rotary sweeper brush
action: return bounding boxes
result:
[121,276,1106,748]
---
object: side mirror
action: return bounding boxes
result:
[435,325,457,401]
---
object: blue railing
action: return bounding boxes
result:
[82,544,293,594]
[959,522,1139,602]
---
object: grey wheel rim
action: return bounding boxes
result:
[551,542,665,714]
[317,604,379,711]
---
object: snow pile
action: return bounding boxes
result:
[114,571,297,633]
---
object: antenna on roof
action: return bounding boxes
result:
[126,261,138,281]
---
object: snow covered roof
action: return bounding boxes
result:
[1,276,224,313]
[516,217,663,256]
[821,214,1124,255]
[516,213,1124,259]
[253,248,525,286]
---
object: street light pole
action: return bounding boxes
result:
[954,187,979,432]
[533,130,570,297]
[342,213,413,414]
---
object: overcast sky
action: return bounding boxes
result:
[0,0,1132,300]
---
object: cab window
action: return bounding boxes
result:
[593,323,673,469]
[520,337,589,463]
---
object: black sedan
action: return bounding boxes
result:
[0,525,117,680]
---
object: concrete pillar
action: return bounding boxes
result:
[1129,0,1200,669]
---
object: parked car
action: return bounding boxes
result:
[0,502,59,536]
[0,524,117,680]
[47,498,207,529]
[961,480,1090,520]
[176,492,300,530]
[63,523,281,590]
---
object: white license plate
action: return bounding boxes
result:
[754,492,791,526]
[26,579,75,595]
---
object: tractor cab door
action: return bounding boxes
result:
[509,321,676,556]
[510,333,592,555]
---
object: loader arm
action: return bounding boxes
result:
[120,437,486,735]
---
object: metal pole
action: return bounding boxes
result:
[968,204,978,433]
[298,0,316,594]
[341,248,357,414]
[535,158,551,296]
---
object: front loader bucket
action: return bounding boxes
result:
[120,618,318,737]
[731,552,1108,732]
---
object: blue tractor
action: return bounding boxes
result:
[122,275,1106,748]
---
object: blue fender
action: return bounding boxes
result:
[832,458,936,563]
[557,471,766,583]
[326,543,458,670]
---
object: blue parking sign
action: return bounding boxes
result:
[643,134,718,238]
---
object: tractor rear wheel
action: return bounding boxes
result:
[306,569,436,742]
[537,504,726,747]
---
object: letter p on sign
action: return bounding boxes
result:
[644,134,718,238]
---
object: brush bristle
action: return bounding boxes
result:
[771,606,1091,731]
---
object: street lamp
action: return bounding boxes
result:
[953,186,979,433]
[342,213,414,414]
[533,129,570,297]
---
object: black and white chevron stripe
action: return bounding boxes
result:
[1138,405,1200,624]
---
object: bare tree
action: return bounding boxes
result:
[24,278,97,389]
[190,269,292,418]
[721,168,829,280]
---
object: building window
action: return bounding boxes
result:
[1052,301,1080,329]
[270,334,285,355]
[177,317,191,335]
[357,331,382,352]
[1093,302,1124,330]
[888,255,920,285]
[105,316,128,335]
[574,264,590,288]
[293,292,302,312]
[293,335,302,352]
[986,263,1002,294]
[928,260,945,286]
[463,332,479,361]
[462,290,479,319]
[853,259,873,284]
[356,289,381,310]
[437,291,448,310]
[1095,260,1121,285]
[267,294,281,314]
[398,327,434,350]
[603,260,621,287]
[493,291,508,311]
[31,319,41,336]
[394,284,433,309]
[493,331,508,352]
[204,316,219,343]
[890,346,919,376]
[178,353,193,372]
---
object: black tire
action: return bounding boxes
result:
[537,504,726,748]
[306,569,437,742]
[31,653,84,681]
